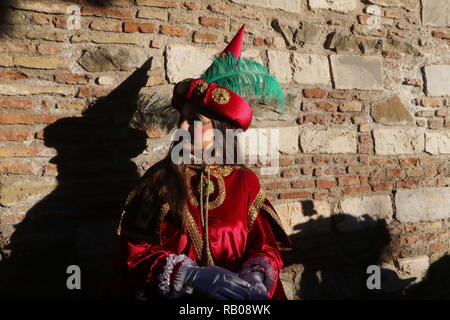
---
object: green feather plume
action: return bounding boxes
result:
[200,52,285,114]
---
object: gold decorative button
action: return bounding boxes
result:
[212,87,231,104]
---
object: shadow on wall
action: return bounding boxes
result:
[0,59,153,299]
[283,210,450,300]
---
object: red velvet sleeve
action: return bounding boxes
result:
[241,209,284,299]
[104,236,196,299]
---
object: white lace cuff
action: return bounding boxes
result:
[239,256,276,291]
[158,253,197,299]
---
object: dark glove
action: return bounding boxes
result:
[239,271,269,300]
[182,265,253,300]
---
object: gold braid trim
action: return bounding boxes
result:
[260,203,284,230]
[116,186,140,236]
[247,189,266,233]
[184,205,203,261]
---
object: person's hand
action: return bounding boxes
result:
[182,265,253,300]
[239,271,269,300]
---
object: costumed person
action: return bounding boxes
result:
[104,25,291,300]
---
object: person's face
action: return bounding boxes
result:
[178,102,214,151]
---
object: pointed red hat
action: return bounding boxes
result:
[221,24,245,59]
[172,24,253,131]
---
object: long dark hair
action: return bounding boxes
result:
[128,116,247,233]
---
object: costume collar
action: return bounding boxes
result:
[185,164,237,177]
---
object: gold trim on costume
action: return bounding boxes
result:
[247,189,266,233]
[185,168,226,210]
[184,205,203,261]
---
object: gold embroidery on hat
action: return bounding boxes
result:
[212,88,231,104]
[194,80,209,96]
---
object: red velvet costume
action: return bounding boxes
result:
[104,24,290,300]
[107,164,291,300]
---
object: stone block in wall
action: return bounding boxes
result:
[299,127,357,154]
[330,55,383,90]
[373,127,425,155]
[0,84,77,96]
[425,130,450,155]
[267,50,292,84]
[422,0,450,26]
[395,187,450,223]
[78,47,148,72]
[278,126,299,154]
[397,255,430,282]
[273,200,331,236]
[308,0,357,13]
[424,65,450,96]
[371,95,414,125]
[166,44,216,83]
[231,0,301,13]
[292,54,331,86]
[337,194,393,231]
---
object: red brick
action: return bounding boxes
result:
[77,87,112,98]
[0,71,28,80]
[313,168,322,176]
[397,179,414,188]
[302,167,313,175]
[359,134,373,143]
[343,186,371,195]
[199,16,226,28]
[421,97,442,107]
[372,181,393,191]
[253,38,266,46]
[387,168,405,178]
[436,108,448,117]
[279,158,294,166]
[55,73,88,85]
[291,180,315,188]
[432,31,450,40]
[278,191,312,199]
[0,100,34,109]
[331,113,346,124]
[328,90,348,99]
[338,176,360,186]
[303,89,327,98]
[123,22,156,33]
[399,158,418,166]
[193,31,218,43]
[81,8,135,19]
[280,168,299,178]
[304,114,325,124]
[43,164,58,176]
[297,156,311,164]
[160,25,189,37]
[382,50,402,59]
[359,176,369,184]
[0,129,33,141]
[358,144,372,153]
[0,114,65,124]
[312,156,331,165]
[317,179,336,189]
[429,119,444,129]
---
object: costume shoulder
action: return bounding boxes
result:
[116,160,170,243]
[240,167,291,247]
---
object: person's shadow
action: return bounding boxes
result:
[0,59,152,299]
[281,207,412,300]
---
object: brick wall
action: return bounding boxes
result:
[0,0,449,299]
